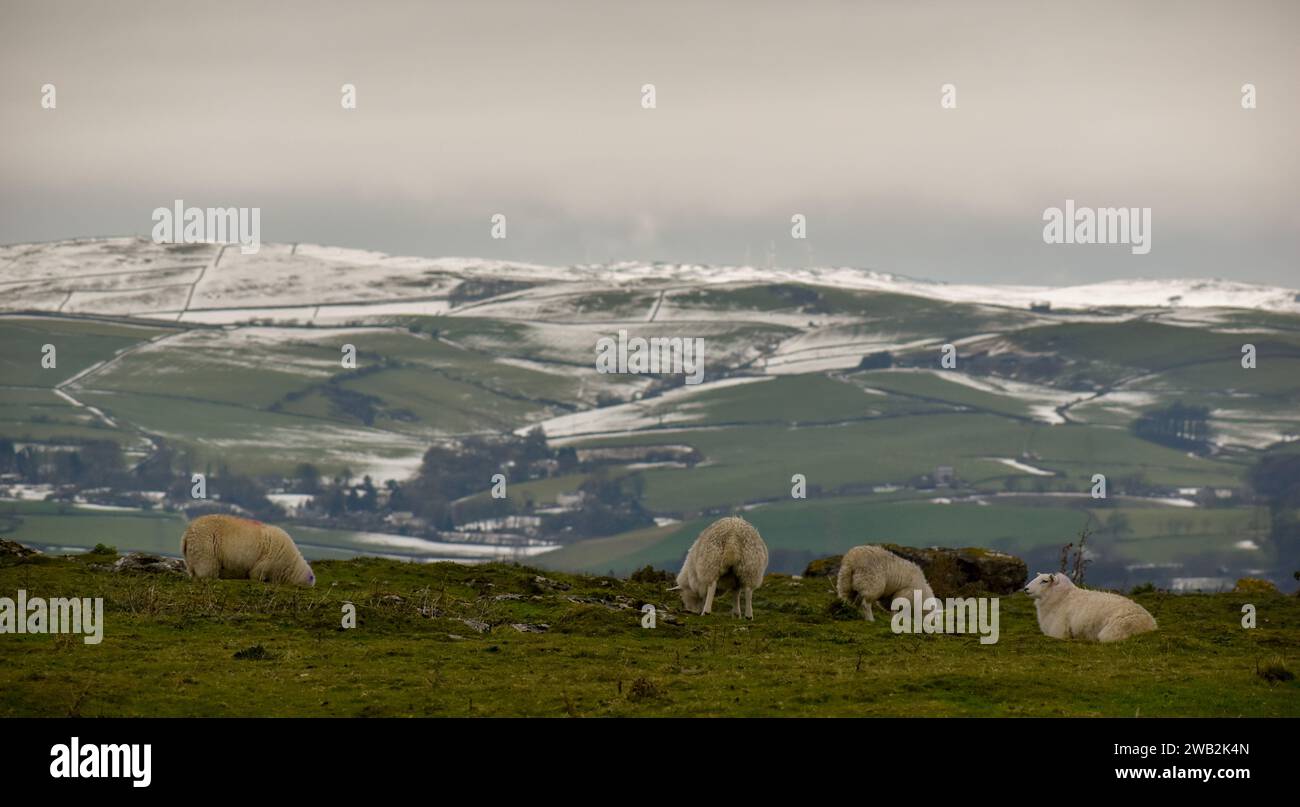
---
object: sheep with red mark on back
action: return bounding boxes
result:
[182,514,315,586]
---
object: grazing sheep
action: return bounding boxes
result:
[1023,572,1155,642]
[836,545,937,621]
[671,516,768,619]
[181,514,315,586]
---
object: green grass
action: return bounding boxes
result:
[0,502,184,555]
[850,370,1036,419]
[545,498,1094,575]
[573,412,1243,513]
[538,499,1273,576]
[454,472,590,511]
[536,523,681,573]
[655,374,946,426]
[1009,320,1300,379]
[0,318,173,388]
[1141,357,1300,400]
[1,550,1295,717]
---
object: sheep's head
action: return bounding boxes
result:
[1023,572,1063,598]
[668,581,703,614]
[678,587,703,614]
[294,556,316,587]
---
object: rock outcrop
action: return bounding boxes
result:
[803,545,1027,597]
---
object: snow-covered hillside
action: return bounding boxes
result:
[1,237,1297,319]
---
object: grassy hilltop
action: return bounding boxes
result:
[1,549,1296,717]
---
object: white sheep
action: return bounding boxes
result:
[836,545,937,621]
[182,514,315,586]
[671,516,768,619]
[1023,572,1156,642]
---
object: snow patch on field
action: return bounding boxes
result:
[0,484,56,501]
[267,493,315,512]
[522,375,772,439]
[1208,410,1300,449]
[190,425,429,484]
[494,356,577,376]
[70,502,139,512]
[52,388,119,427]
[349,532,558,558]
[985,457,1056,476]
[894,368,1082,424]
[1075,390,1160,411]
[764,332,936,375]
[1144,497,1198,509]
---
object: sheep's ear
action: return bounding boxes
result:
[1047,574,1056,584]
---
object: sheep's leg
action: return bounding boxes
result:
[702,580,717,615]
[744,588,754,620]
[249,560,273,583]
[732,589,742,618]
[855,571,883,622]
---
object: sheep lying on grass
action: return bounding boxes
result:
[671,516,768,619]
[1024,572,1155,642]
[182,514,315,586]
[836,545,936,621]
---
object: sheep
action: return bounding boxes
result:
[836,545,937,621]
[1023,572,1156,642]
[671,516,768,619]
[181,514,315,586]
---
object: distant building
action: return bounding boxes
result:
[555,492,584,508]
[934,465,956,487]
[384,511,426,529]
[1030,301,1052,313]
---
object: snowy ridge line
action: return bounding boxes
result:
[4,238,1299,315]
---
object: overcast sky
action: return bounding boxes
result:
[2,0,1297,286]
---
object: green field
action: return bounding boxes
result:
[1,550,1295,717]
[568,410,1242,514]
[1008,320,1300,378]
[0,501,184,555]
[0,318,173,388]
[538,496,1272,576]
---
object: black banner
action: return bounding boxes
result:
[0,717,1284,794]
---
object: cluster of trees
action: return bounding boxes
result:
[299,471,400,520]
[1,437,280,520]
[1248,452,1300,574]
[542,471,652,540]
[1134,402,1211,451]
[397,427,559,529]
[0,438,127,488]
